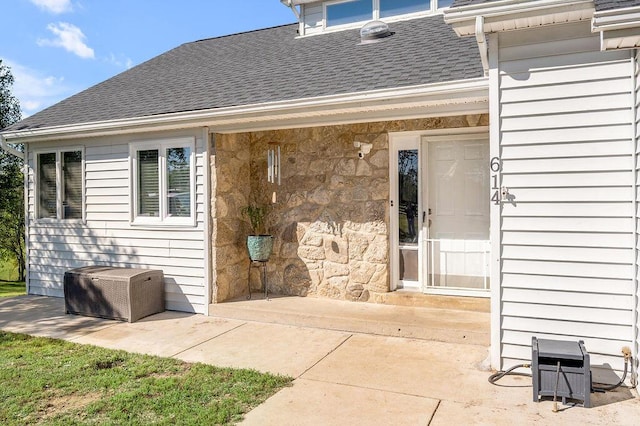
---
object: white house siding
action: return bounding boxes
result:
[495,21,636,378]
[301,3,324,36]
[26,128,207,314]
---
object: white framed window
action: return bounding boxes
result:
[130,137,196,227]
[35,147,84,221]
[326,0,373,27]
[324,0,450,29]
[379,0,430,18]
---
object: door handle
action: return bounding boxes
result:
[422,211,426,223]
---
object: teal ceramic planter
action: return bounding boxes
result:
[247,235,273,262]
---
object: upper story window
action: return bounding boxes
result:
[380,0,429,18]
[130,137,195,227]
[325,0,452,28]
[36,148,84,221]
[327,0,373,27]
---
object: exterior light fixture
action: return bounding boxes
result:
[360,20,393,44]
[354,140,372,159]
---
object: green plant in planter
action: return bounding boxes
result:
[241,201,273,262]
[241,203,270,236]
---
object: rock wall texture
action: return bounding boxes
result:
[211,133,251,303]
[212,115,488,303]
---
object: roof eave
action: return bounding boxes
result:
[444,0,594,36]
[1,78,489,143]
[592,5,640,50]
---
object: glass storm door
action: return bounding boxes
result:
[391,134,490,295]
[424,136,490,292]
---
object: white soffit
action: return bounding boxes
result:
[592,6,640,51]
[444,0,594,36]
[1,79,489,142]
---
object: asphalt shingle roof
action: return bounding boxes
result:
[5,15,482,132]
[595,0,640,11]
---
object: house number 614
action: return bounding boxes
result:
[490,157,501,205]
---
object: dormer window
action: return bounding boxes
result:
[327,0,373,27]
[380,0,428,18]
[324,0,452,29]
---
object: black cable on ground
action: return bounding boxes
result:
[488,363,531,385]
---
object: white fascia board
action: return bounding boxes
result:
[444,0,594,36]
[592,6,640,51]
[0,134,25,159]
[1,78,488,143]
[593,6,640,31]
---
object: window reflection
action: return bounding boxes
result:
[398,149,418,245]
[380,0,429,18]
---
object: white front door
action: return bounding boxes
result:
[390,132,490,295]
[424,136,490,291]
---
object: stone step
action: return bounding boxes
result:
[208,294,490,346]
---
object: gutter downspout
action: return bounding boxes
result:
[476,16,489,77]
[632,53,639,388]
[0,134,25,160]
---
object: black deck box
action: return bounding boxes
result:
[64,266,164,322]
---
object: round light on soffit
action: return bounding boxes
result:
[360,20,393,44]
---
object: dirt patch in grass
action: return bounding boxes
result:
[38,392,103,422]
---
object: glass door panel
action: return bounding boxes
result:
[425,138,490,291]
[398,148,419,288]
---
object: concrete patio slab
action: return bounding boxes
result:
[176,321,351,377]
[241,378,439,425]
[430,398,640,426]
[302,333,496,402]
[210,294,490,346]
[71,311,245,357]
[0,295,114,340]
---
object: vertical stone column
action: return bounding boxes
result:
[210,133,251,302]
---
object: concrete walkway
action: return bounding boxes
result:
[0,295,638,425]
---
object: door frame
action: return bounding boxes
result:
[389,127,490,295]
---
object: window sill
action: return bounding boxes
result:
[34,218,86,225]
[130,218,197,229]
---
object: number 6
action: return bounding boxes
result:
[490,157,501,173]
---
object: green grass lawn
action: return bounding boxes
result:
[0,281,25,298]
[0,331,292,425]
[0,257,25,297]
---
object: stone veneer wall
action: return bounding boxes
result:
[212,115,488,303]
[211,133,251,302]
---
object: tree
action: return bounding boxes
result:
[0,59,24,281]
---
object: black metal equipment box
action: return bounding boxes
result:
[532,337,591,408]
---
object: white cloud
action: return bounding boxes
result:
[106,53,134,70]
[37,22,94,59]
[3,60,70,117]
[30,0,73,14]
